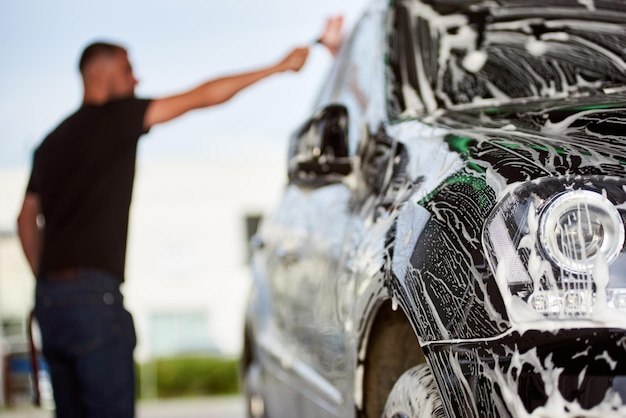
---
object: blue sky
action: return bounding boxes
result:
[0,0,368,168]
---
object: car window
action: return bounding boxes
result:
[388,0,626,118]
[315,4,387,155]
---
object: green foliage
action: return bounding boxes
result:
[138,355,240,398]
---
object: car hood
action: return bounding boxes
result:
[437,91,626,184]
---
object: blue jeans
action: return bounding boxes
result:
[35,270,137,418]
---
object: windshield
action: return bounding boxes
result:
[387,0,626,118]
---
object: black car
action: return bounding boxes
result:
[242,0,626,416]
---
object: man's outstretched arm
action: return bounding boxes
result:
[143,47,309,129]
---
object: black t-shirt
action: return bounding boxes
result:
[27,97,151,281]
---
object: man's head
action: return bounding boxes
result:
[79,41,138,104]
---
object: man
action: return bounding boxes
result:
[17,18,343,418]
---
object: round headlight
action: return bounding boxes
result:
[539,190,625,274]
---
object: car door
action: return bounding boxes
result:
[259,107,355,417]
[259,5,389,416]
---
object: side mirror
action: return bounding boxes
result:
[288,104,352,186]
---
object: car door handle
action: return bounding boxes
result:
[276,247,299,265]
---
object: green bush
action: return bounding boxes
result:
[138,355,240,398]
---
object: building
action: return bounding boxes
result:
[0,156,287,405]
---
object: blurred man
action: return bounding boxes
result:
[17,17,343,418]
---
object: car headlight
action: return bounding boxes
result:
[538,190,624,274]
[483,176,626,325]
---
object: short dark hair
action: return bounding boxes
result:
[78,42,126,74]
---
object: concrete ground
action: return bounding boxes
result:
[0,396,245,418]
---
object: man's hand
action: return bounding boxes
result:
[317,16,344,56]
[277,47,310,72]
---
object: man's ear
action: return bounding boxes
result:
[84,55,112,82]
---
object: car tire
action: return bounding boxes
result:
[244,362,267,418]
[382,364,445,418]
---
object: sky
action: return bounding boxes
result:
[0,0,369,168]
[0,0,370,357]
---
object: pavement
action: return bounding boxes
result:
[0,396,246,418]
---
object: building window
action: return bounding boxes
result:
[149,312,217,357]
[245,214,262,263]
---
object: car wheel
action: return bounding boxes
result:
[382,364,445,418]
[244,362,267,418]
